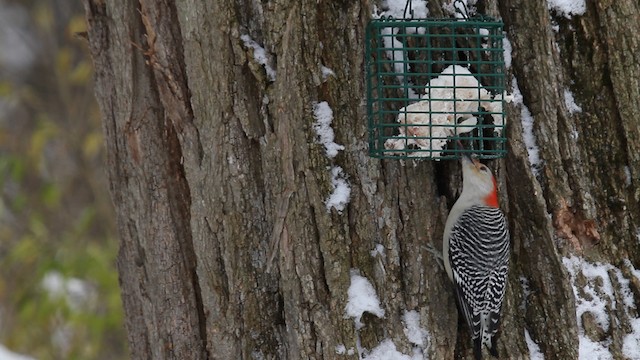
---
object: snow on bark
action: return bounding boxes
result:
[312,101,345,159]
[563,256,640,359]
[240,35,276,81]
[325,166,351,213]
[345,271,385,329]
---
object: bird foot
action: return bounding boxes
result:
[423,244,444,271]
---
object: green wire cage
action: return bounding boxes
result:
[366,16,507,159]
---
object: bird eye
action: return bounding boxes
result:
[480,166,488,172]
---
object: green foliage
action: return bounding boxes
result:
[0,1,127,359]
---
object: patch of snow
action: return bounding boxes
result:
[366,339,413,360]
[623,166,631,187]
[375,1,428,97]
[511,78,541,175]
[240,35,276,81]
[380,27,419,100]
[548,0,586,18]
[563,89,582,114]
[345,271,385,329]
[578,338,612,360]
[520,108,539,167]
[613,267,634,311]
[563,256,611,332]
[503,37,513,69]
[312,101,345,158]
[570,126,579,141]
[0,345,35,360]
[374,1,428,101]
[321,66,335,81]
[403,310,429,348]
[411,347,425,360]
[312,102,350,213]
[371,244,386,257]
[325,166,351,213]
[561,256,640,360]
[623,311,640,359]
[41,271,96,311]
[335,344,356,356]
[622,259,640,360]
[525,329,544,360]
[42,271,66,296]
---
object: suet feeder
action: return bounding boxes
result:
[365,11,507,160]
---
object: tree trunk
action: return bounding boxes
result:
[84,0,640,359]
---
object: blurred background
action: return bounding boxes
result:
[0,0,127,359]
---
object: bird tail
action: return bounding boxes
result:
[477,310,500,359]
[473,332,498,359]
[473,337,482,360]
[490,335,498,357]
[487,309,501,357]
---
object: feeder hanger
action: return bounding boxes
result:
[454,0,470,20]
[404,0,471,20]
[403,0,414,19]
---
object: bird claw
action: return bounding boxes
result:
[423,244,444,271]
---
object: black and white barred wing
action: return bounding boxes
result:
[448,205,510,346]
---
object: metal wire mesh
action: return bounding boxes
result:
[366,17,506,160]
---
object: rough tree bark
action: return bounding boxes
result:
[84,0,640,359]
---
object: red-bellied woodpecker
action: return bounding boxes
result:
[443,154,510,360]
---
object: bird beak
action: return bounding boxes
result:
[457,140,471,164]
[457,140,481,167]
[460,151,480,169]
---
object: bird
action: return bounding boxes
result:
[442,152,510,359]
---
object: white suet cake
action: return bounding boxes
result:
[384,65,509,158]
